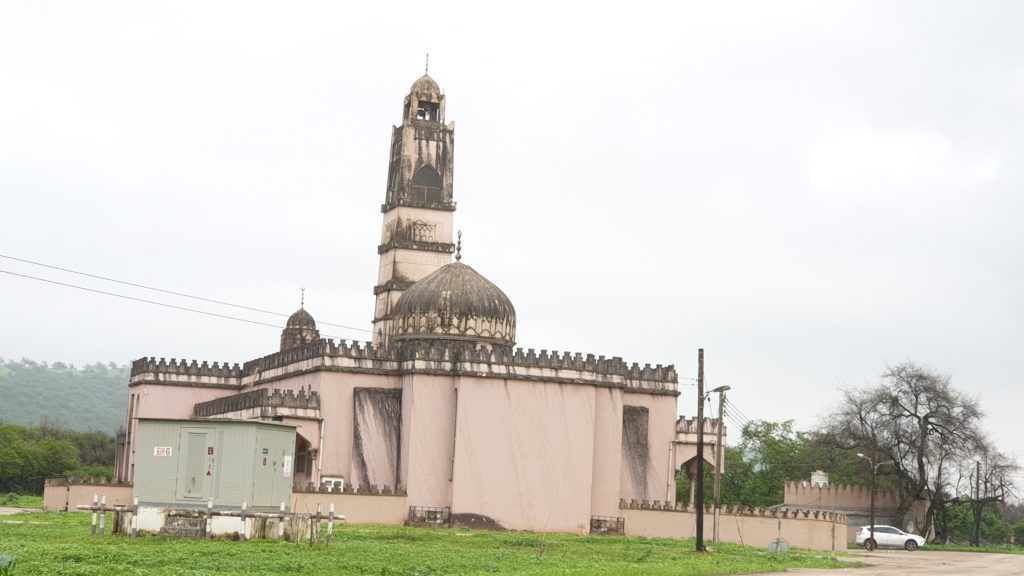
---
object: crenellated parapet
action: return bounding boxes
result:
[193,387,320,418]
[45,477,133,487]
[675,416,723,435]
[130,357,243,388]
[396,340,677,386]
[131,338,677,394]
[618,499,847,523]
[783,480,899,512]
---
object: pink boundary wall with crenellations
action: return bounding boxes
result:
[783,481,899,512]
[621,500,847,551]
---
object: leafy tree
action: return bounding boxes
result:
[0,422,116,494]
[677,419,871,509]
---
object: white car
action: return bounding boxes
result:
[855,525,926,551]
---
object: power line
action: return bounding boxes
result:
[0,253,372,333]
[725,397,755,427]
[0,268,355,340]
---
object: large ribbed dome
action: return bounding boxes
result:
[390,261,516,348]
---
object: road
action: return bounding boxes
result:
[762,549,1024,576]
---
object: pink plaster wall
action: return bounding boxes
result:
[312,372,401,486]
[590,388,624,517]
[622,393,679,504]
[43,482,133,511]
[451,377,597,533]
[292,492,407,525]
[783,481,899,511]
[126,384,237,481]
[623,507,846,551]
[401,374,457,508]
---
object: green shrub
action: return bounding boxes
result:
[1,493,17,506]
[0,553,16,576]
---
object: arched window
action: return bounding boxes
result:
[410,166,443,203]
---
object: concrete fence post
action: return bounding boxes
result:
[206,498,213,541]
[278,501,285,540]
[239,501,247,543]
[131,496,138,539]
[327,503,335,546]
[90,493,98,536]
[98,495,107,536]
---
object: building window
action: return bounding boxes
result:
[410,166,443,203]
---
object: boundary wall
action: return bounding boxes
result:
[44,480,408,526]
[43,478,134,511]
[783,481,898,512]
[621,500,846,551]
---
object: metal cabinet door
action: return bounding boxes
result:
[177,427,214,501]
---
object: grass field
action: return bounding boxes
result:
[0,511,852,576]
[1,495,42,509]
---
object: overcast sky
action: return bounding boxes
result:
[1,1,1021,474]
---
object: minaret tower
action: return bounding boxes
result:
[372,69,456,345]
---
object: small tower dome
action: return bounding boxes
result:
[410,73,440,96]
[280,307,320,351]
[404,71,445,124]
[389,260,516,349]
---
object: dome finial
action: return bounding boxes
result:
[425,52,429,75]
[301,287,305,309]
[455,230,462,261]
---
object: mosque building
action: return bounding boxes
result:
[117,72,712,533]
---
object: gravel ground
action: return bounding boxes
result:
[757,549,1024,576]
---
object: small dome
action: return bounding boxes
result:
[281,307,320,352]
[410,74,440,95]
[286,308,316,329]
[390,261,516,348]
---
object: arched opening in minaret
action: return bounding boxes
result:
[416,101,439,121]
[411,165,443,203]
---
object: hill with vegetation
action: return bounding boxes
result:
[0,358,128,434]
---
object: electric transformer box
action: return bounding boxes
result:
[134,419,296,511]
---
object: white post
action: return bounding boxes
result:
[278,501,286,540]
[206,498,213,540]
[131,494,139,537]
[98,494,107,536]
[90,493,98,536]
[327,503,335,546]
[239,501,247,542]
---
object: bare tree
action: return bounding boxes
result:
[952,446,1019,546]
[825,362,986,538]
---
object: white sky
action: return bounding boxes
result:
[1,1,1022,477]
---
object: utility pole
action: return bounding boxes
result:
[868,451,876,551]
[974,460,981,547]
[713,388,726,544]
[695,348,705,552]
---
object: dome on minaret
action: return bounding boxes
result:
[389,261,516,349]
[280,307,320,351]
[410,73,440,95]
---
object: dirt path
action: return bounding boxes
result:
[0,507,34,515]
[761,549,1024,576]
